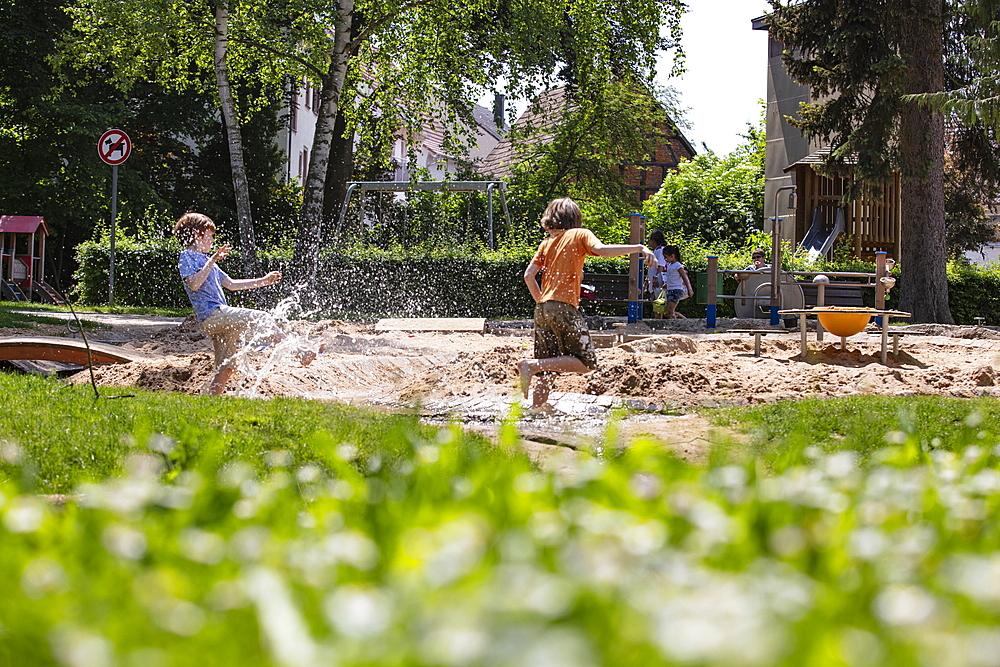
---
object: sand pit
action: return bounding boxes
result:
[53,315,1000,459]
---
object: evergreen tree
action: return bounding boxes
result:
[768,0,952,323]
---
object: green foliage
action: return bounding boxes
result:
[502,83,688,238]
[946,260,1000,324]
[642,117,765,246]
[5,385,1000,665]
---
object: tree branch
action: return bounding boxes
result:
[230,35,326,79]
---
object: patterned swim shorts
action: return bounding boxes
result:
[532,300,598,369]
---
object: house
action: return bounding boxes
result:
[478,86,696,202]
[752,16,902,260]
[277,78,507,184]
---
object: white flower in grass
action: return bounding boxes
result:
[2,496,46,533]
[21,557,68,598]
[101,524,147,560]
[323,530,379,570]
[940,553,1000,609]
[420,625,489,666]
[323,585,393,638]
[873,584,937,626]
[178,528,225,565]
[49,626,113,667]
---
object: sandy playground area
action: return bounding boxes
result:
[20,313,996,457]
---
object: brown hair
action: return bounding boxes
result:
[173,212,216,247]
[540,197,582,230]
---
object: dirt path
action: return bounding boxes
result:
[53,316,1000,460]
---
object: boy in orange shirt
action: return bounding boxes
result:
[518,197,655,407]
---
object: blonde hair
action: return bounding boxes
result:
[173,212,216,247]
[540,197,582,230]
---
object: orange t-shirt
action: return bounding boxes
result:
[530,227,600,308]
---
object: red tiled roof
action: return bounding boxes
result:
[0,216,48,235]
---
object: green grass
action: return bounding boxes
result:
[4,381,1000,666]
[709,394,1000,470]
[0,301,190,318]
[0,373,477,494]
[0,302,106,331]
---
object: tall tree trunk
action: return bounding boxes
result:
[898,0,952,323]
[290,0,354,286]
[322,108,355,243]
[214,1,259,276]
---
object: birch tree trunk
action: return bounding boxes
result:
[289,0,354,286]
[898,0,952,323]
[214,0,259,276]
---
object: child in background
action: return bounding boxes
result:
[518,198,655,408]
[174,212,320,395]
[646,229,667,300]
[660,244,694,319]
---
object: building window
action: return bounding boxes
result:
[299,148,309,182]
[290,91,298,132]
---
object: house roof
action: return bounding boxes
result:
[477,87,571,178]
[410,102,507,160]
[0,216,48,235]
[478,86,695,179]
[783,147,857,172]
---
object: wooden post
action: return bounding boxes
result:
[628,213,644,322]
[706,255,718,328]
[874,251,886,327]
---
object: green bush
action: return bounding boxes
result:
[73,227,1000,323]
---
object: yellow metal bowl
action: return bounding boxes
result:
[817,310,872,337]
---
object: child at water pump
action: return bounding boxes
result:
[174,212,320,395]
[518,197,656,408]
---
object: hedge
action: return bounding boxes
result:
[73,239,999,324]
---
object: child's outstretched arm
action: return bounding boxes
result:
[222,271,282,291]
[590,242,656,266]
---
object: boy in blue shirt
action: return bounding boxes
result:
[174,212,319,395]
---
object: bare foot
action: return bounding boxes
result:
[517,360,533,399]
[532,373,552,408]
[297,342,326,367]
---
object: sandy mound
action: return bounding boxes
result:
[56,318,1000,411]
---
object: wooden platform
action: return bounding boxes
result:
[0,336,149,365]
[374,318,487,334]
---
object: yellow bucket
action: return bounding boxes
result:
[816,308,873,337]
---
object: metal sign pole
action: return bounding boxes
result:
[110,164,117,306]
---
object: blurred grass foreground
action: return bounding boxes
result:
[2,373,1000,666]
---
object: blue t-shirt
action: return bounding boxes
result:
[179,249,230,322]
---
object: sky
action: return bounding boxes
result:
[659,0,773,156]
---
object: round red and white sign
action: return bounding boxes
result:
[98,129,132,165]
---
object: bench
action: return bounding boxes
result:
[717,329,772,356]
[580,273,647,305]
[799,282,866,307]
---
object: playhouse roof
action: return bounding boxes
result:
[0,216,49,235]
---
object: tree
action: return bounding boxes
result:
[500,82,688,243]
[768,0,953,323]
[63,0,267,273]
[641,118,765,246]
[276,0,685,285]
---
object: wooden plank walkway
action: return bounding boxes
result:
[0,336,150,365]
[374,318,487,333]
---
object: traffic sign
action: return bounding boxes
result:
[98,129,132,165]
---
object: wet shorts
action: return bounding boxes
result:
[199,306,282,370]
[533,300,598,369]
[665,288,685,303]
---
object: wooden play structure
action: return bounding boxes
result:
[785,152,902,261]
[0,336,148,365]
[0,215,64,304]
